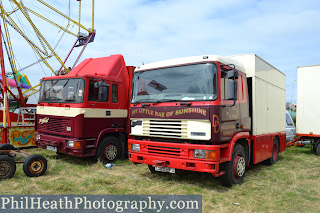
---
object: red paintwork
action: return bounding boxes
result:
[296,133,320,138]
[272,144,277,161]
[233,155,241,177]
[249,132,286,164]
[36,55,134,157]
[36,133,93,157]
[95,127,125,147]
[0,110,20,123]
[220,132,250,162]
[128,139,222,175]
[44,54,129,82]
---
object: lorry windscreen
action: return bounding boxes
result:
[39,78,85,103]
[131,63,217,103]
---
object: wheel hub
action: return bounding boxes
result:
[104,145,117,161]
[29,160,43,174]
[233,155,245,177]
[272,144,277,161]
[0,162,10,176]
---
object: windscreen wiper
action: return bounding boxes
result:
[152,99,177,105]
[133,99,157,105]
[48,98,62,104]
[58,99,75,105]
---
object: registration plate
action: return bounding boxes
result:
[155,167,175,173]
[46,146,57,152]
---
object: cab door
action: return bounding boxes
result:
[85,78,111,137]
[220,70,241,142]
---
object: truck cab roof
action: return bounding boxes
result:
[42,54,128,83]
[134,55,246,74]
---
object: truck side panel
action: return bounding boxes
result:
[296,65,320,135]
[251,132,286,164]
[231,54,286,136]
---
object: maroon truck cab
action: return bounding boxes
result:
[36,55,134,162]
[128,54,286,186]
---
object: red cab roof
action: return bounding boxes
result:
[43,54,128,82]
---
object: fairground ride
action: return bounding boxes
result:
[0,0,95,147]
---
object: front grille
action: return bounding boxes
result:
[143,120,187,138]
[147,145,181,157]
[38,117,71,135]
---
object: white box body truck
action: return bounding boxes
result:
[129,53,287,186]
[296,65,320,155]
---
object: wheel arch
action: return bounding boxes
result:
[236,138,250,166]
[95,128,128,159]
[223,132,250,163]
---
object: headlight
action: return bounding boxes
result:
[36,135,41,140]
[193,149,216,159]
[66,140,81,148]
[66,140,74,147]
[193,149,206,158]
[131,144,140,152]
[131,120,142,127]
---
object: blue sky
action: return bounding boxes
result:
[4,0,320,103]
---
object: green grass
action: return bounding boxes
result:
[1,146,319,213]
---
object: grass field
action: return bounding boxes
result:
[1,146,319,213]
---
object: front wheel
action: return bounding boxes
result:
[96,136,121,164]
[148,165,157,174]
[220,144,246,187]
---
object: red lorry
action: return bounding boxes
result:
[35,54,134,162]
[128,54,286,186]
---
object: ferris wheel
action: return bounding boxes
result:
[0,0,95,111]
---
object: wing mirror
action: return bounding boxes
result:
[94,81,109,100]
[224,69,238,107]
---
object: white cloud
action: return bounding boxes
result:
[2,0,320,103]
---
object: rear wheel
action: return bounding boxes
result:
[23,154,47,177]
[220,144,246,187]
[315,143,320,156]
[0,155,16,180]
[96,136,121,163]
[265,138,279,165]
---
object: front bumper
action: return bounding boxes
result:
[35,133,95,157]
[128,139,223,176]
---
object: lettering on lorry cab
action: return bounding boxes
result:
[131,108,207,118]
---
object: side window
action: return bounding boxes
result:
[112,84,118,103]
[88,79,109,102]
[220,72,234,100]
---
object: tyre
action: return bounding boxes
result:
[0,144,15,150]
[220,144,246,187]
[23,154,47,177]
[96,136,121,163]
[0,155,16,180]
[148,165,157,174]
[265,138,279,165]
[315,144,320,156]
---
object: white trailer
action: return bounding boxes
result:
[296,65,320,155]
